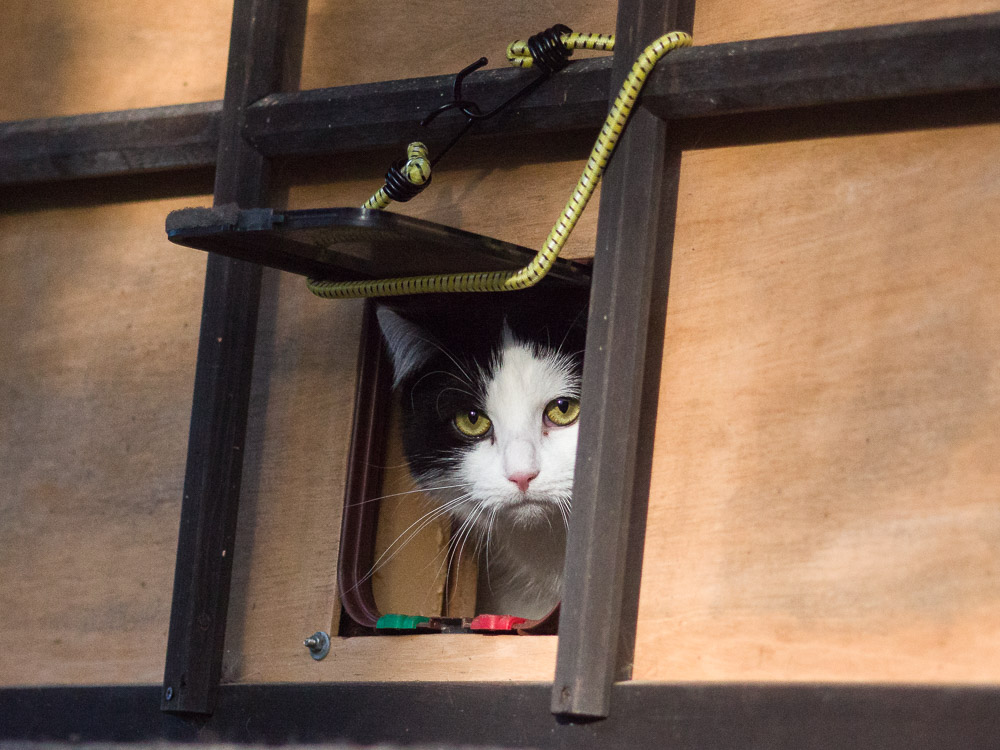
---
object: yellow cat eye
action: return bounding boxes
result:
[544,397,581,427]
[454,409,492,438]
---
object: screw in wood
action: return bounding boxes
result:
[303,630,331,660]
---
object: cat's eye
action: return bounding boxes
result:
[454,408,492,437]
[544,397,581,427]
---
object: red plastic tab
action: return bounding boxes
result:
[468,614,528,632]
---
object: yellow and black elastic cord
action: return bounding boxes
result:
[362,141,432,211]
[306,27,692,300]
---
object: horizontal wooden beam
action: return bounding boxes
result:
[1,12,998,185]
[243,57,611,157]
[2,682,999,748]
[0,101,220,184]
[642,10,1000,119]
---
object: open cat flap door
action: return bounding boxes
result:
[337,298,577,636]
[165,205,590,293]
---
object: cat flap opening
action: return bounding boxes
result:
[337,290,588,635]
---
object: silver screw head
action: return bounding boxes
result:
[303,630,330,660]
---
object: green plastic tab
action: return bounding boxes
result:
[376,613,431,631]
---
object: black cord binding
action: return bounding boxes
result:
[526,24,574,73]
[381,159,430,202]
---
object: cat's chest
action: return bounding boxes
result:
[478,518,567,618]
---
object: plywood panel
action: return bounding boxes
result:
[2,1,231,120]
[0,187,211,685]
[634,124,1000,683]
[693,0,1000,45]
[301,0,617,90]
[371,400,452,619]
[5,0,996,692]
[218,271,365,684]
[224,633,557,684]
[365,398,480,619]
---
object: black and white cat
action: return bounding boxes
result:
[376,289,588,619]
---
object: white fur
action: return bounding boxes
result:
[425,336,580,618]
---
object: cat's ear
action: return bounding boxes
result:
[376,306,435,387]
[501,317,516,347]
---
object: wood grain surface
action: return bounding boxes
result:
[0,191,210,685]
[634,123,1000,682]
[1,2,231,120]
[692,0,1000,44]
[2,0,999,688]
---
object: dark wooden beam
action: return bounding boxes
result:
[552,0,690,720]
[4,682,1000,749]
[247,10,1000,156]
[161,0,300,716]
[2,12,998,185]
[243,57,612,157]
[642,10,1000,119]
[0,101,220,184]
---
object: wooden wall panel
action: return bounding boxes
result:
[2,1,231,120]
[693,0,1000,45]
[290,0,620,260]
[0,187,211,685]
[0,0,234,691]
[281,133,602,259]
[371,400,452,619]
[300,0,617,89]
[634,123,1000,682]
[217,273,364,684]
[5,0,998,692]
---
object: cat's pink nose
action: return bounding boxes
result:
[508,471,539,493]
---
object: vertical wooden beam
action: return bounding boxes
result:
[552,0,691,719]
[162,0,299,715]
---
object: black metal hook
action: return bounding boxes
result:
[420,57,489,127]
[418,25,574,165]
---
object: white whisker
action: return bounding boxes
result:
[449,504,487,589]
[342,495,472,596]
[344,482,473,507]
[483,506,499,592]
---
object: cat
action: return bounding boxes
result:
[376,288,588,619]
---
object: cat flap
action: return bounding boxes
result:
[341,291,587,629]
[165,206,591,288]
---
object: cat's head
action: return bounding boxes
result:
[376,291,588,528]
